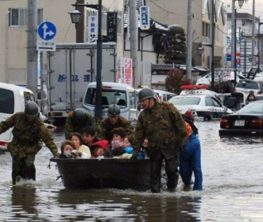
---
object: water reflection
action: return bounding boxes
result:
[11,185,38,220]
[1,121,263,221]
[220,136,263,145]
[54,189,202,221]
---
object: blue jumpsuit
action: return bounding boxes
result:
[180,133,203,190]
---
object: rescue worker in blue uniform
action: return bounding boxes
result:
[133,88,187,193]
[0,101,59,185]
[180,111,203,191]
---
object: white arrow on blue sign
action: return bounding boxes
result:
[37,21,57,41]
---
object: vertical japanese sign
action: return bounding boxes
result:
[88,15,97,43]
[139,6,150,30]
[116,57,133,86]
[107,12,117,42]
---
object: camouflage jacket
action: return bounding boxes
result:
[101,116,134,141]
[0,112,58,158]
[64,112,96,139]
[133,102,187,155]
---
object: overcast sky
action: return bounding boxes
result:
[224,0,263,19]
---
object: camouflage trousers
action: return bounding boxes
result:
[149,150,179,193]
[12,155,36,185]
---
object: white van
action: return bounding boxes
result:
[153,89,176,101]
[82,82,138,121]
[0,83,36,151]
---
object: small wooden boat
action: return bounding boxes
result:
[51,158,151,191]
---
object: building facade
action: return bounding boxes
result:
[226,12,260,74]
[0,0,227,88]
[0,0,123,86]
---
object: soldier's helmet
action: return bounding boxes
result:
[108,104,120,116]
[24,101,39,117]
[72,109,86,125]
[138,88,154,102]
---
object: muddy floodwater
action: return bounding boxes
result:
[1,121,263,221]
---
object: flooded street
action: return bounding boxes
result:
[1,121,263,221]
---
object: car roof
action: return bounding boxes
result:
[87,82,135,91]
[0,82,33,94]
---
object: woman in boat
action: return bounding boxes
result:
[69,132,91,158]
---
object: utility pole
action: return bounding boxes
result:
[231,0,236,69]
[252,0,255,66]
[186,0,193,80]
[211,0,215,89]
[94,0,102,120]
[27,0,38,96]
[129,0,139,87]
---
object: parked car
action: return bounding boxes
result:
[219,100,263,136]
[196,70,246,86]
[168,93,233,120]
[217,92,247,111]
[153,89,176,101]
[82,82,138,121]
[0,83,39,150]
[235,79,262,95]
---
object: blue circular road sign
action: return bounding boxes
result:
[37,21,57,41]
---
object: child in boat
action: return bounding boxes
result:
[69,132,91,158]
[81,126,100,147]
[111,127,134,158]
[59,140,81,159]
[90,139,109,158]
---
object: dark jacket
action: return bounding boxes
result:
[133,102,187,158]
[101,116,134,141]
[64,112,96,139]
[0,112,58,158]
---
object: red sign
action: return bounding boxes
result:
[116,57,133,86]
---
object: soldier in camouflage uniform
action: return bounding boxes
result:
[64,108,97,139]
[101,104,134,141]
[133,88,187,193]
[0,101,59,185]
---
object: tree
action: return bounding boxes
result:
[165,68,191,94]
[163,25,186,64]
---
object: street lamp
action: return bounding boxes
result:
[232,0,244,84]
[69,9,81,24]
[69,0,103,121]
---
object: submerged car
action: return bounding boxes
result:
[219,100,263,136]
[168,93,232,120]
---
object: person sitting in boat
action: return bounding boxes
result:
[64,108,97,139]
[69,132,91,158]
[90,139,109,158]
[111,127,134,159]
[101,104,134,141]
[59,140,81,159]
[81,126,100,147]
[179,111,203,191]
